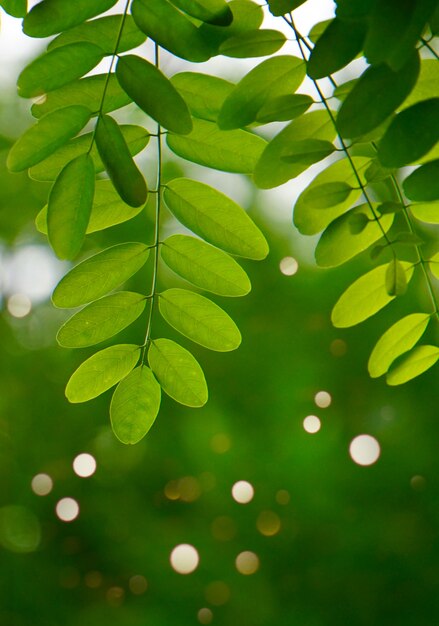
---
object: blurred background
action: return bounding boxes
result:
[1,2,439,625]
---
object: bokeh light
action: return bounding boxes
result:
[275,489,290,505]
[55,498,80,522]
[314,390,332,408]
[235,551,260,575]
[232,480,254,504]
[7,293,32,318]
[198,608,213,624]
[170,544,199,574]
[349,435,381,466]
[303,415,321,434]
[73,453,96,478]
[129,575,148,595]
[279,256,299,275]
[210,433,231,453]
[31,473,53,496]
[257,510,281,536]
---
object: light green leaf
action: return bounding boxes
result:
[348,212,370,234]
[171,72,234,123]
[333,78,357,102]
[385,259,408,296]
[57,291,146,348]
[254,111,336,189]
[219,29,286,58]
[331,262,414,328]
[307,18,366,79]
[429,252,439,278]
[364,160,393,183]
[403,60,439,108]
[159,288,241,351]
[409,202,439,223]
[131,0,212,62]
[256,94,313,124]
[95,115,147,208]
[48,15,146,54]
[116,55,192,134]
[268,0,306,16]
[218,55,305,130]
[31,74,132,119]
[167,118,266,174]
[391,232,424,246]
[368,313,431,378]
[110,366,161,444]
[377,202,404,215]
[387,345,439,385]
[164,178,268,259]
[161,234,251,296]
[315,204,394,268]
[23,0,118,37]
[281,139,335,165]
[53,242,150,308]
[66,344,140,403]
[148,338,208,407]
[17,43,104,98]
[171,0,233,26]
[308,19,333,43]
[302,181,353,209]
[7,105,91,173]
[29,124,149,181]
[0,0,27,17]
[47,153,95,260]
[403,160,439,202]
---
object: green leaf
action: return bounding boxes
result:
[331,262,414,328]
[159,288,241,352]
[281,139,335,165]
[7,105,91,173]
[337,52,420,138]
[218,55,305,130]
[378,99,439,167]
[66,344,140,403]
[167,118,266,174]
[368,313,431,378]
[171,0,233,26]
[163,178,269,259]
[31,74,132,119]
[23,0,118,37]
[302,181,353,209]
[429,252,439,278]
[387,345,439,385]
[403,160,439,202]
[333,78,357,102]
[53,242,150,308]
[47,153,95,260]
[315,204,394,268]
[131,0,212,63]
[385,259,408,296]
[95,115,147,208]
[268,0,306,16]
[377,202,404,215]
[0,0,27,17]
[171,72,234,123]
[116,55,192,135]
[335,0,373,21]
[161,234,251,297]
[410,201,439,224]
[48,15,146,54]
[256,93,313,124]
[364,160,393,183]
[57,292,146,348]
[219,29,286,58]
[17,43,105,99]
[110,366,161,444]
[392,232,424,246]
[254,111,336,189]
[307,18,366,79]
[308,19,332,43]
[29,124,149,181]
[403,60,439,108]
[148,338,208,407]
[36,180,145,234]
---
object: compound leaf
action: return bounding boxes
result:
[171,0,233,26]
[268,0,306,15]
[256,93,313,124]
[410,201,439,223]
[219,29,286,58]
[23,0,118,37]
[301,181,353,209]
[403,159,439,202]
[281,139,335,165]
[387,345,439,385]
[385,259,408,296]
[171,72,234,123]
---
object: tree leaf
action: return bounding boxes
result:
[254,111,336,189]
[148,338,208,407]
[429,252,439,278]
[57,292,146,348]
[110,366,161,444]
[403,60,439,108]
[29,124,149,181]
[364,160,393,183]
[53,242,150,308]
[281,139,335,165]
[159,288,241,351]
[385,259,408,296]
[66,344,140,403]
[331,262,414,328]
[95,115,147,208]
[268,0,306,16]
[171,0,233,26]
[116,55,192,135]
[302,181,353,209]
[315,204,394,268]
[47,153,95,260]
[0,0,27,17]
[7,105,91,173]
[31,74,132,119]
[131,0,212,63]
[377,202,404,215]
[171,72,234,123]
[410,201,439,223]
[403,159,439,202]
[392,232,424,246]
[307,18,366,79]
[23,0,118,37]
[17,43,105,98]
[167,118,266,174]
[163,178,269,259]
[368,313,431,378]
[219,29,286,58]
[348,212,370,234]
[256,94,313,124]
[337,52,420,138]
[218,55,305,130]
[387,345,439,385]
[161,234,251,297]
[48,15,146,54]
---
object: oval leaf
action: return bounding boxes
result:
[385,259,408,296]
[171,72,234,123]
[403,159,439,202]
[307,18,366,79]
[387,345,439,385]
[23,0,118,37]
[219,29,286,58]
[302,181,353,209]
[410,201,439,224]
[256,93,313,124]
[281,139,335,165]
[171,0,233,26]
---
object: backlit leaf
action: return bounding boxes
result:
[307,18,366,79]
[410,202,439,223]
[66,344,140,403]
[164,178,269,259]
[385,259,408,296]
[53,242,150,308]
[110,366,161,444]
[403,160,439,202]
[57,292,146,348]
[161,234,251,296]
[377,202,404,215]
[301,181,353,209]
[256,94,313,124]
[148,338,208,407]
[281,139,335,165]
[429,252,439,278]
[0,0,27,17]
[403,60,439,108]
[364,160,393,183]
[159,288,241,351]
[171,72,234,123]
[219,29,286,58]
[171,0,233,26]
[268,0,306,16]
[387,345,439,385]
[308,19,332,43]
[23,0,118,37]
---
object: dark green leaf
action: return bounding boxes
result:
[403,160,439,201]
[385,259,408,296]
[308,19,332,43]
[171,72,234,123]
[281,139,335,165]
[171,0,233,26]
[335,0,374,21]
[0,0,26,17]
[333,78,357,101]
[348,212,369,234]
[387,345,439,385]
[403,60,439,108]
[268,0,306,16]
[392,232,424,246]
[95,115,147,208]
[302,181,353,209]
[307,18,366,79]
[23,0,118,37]
[219,29,286,58]
[256,94,313,124]
[377,202,404,215]
[364,160,393,183]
